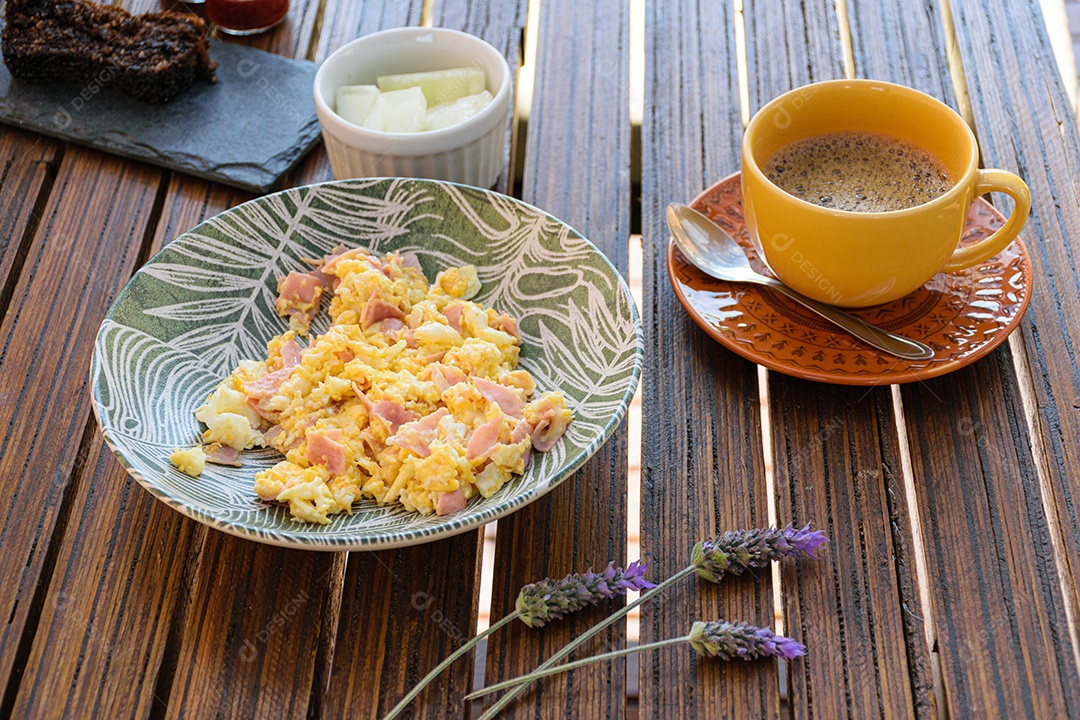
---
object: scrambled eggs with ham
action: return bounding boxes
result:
[170,247,572,524]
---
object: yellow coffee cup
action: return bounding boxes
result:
[741,79,1030,307]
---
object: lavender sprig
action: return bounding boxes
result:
[692,524,829,582]
[516,560,656,628]
[476,523,827,720]
[468,620,804,700]
[689,620,806,661]
[383,560,653,720]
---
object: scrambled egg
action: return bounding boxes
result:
[171,248,572,524]
[169,446,206,477]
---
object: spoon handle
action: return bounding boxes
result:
[759,278,935,360]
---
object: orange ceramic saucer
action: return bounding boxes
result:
[667,173,1032,385]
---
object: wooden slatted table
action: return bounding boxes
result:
[0,0,1077,717]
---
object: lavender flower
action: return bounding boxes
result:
[515,560,657,628]
[691,524,828,583]
[689,620,806,661]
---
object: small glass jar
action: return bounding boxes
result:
[206,0,289,36]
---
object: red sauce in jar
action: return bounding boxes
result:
[206,0,289,33]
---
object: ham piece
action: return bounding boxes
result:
[430,364,467,393]
[387,409,449,458]
[279,338,304,366]
[529,397,569,452]
[442,303,464,333]
[435,487,467,516]
[473,377,523,417]
[490,312,520,340]
[511,419,533,467]
[243,340,303,400]
[466,414,503,461]
[309,268,335,292]
[359,290,404,329]
[306,428,346,474]
[352,385,416,433]
[243,366,292,399]
[381,317,405,335]
[275,272,323,330]
[372,400,417,433]
[279,271,320,304]
[247,397,277,422]
[323,247,375,274]
[204,444,241,467]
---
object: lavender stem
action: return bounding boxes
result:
[466,636,690,700]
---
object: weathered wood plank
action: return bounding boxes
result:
[0,0,57,303]
[314,0,425,63]
[0,149,163,711]
[322,535,484,718]
[639,1,779,718]
[10,432,201,720]
[5,5,342,719]
[950,0,1080,642]
[166,538,346,719]
[0,129,59,325]
[846,0,955,104]
[478,0,631,717]
[767,382,932,719]
[907,0,1080,715]
[432,0,527,194]
[901,367,1077,718]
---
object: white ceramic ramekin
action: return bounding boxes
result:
[313,27,512,189]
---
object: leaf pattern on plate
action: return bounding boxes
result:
[92,178,642,550]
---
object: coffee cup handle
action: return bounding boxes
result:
[942,169,1031,272]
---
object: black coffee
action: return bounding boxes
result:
[764,131,953,212]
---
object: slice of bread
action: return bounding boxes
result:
[2,0,217,104]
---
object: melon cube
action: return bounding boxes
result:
[423,90,495,131]
[376,67,487,106]
[376,86,428,133]
[361,101,383,131]
[335,84,380,126]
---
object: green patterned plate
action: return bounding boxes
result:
[91,178,641,550]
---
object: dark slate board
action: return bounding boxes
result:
[0,39,321,193]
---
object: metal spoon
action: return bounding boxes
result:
[667,203,935,360]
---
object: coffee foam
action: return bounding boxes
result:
[764,131,953,212]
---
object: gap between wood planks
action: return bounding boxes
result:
[304,0,330,62]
